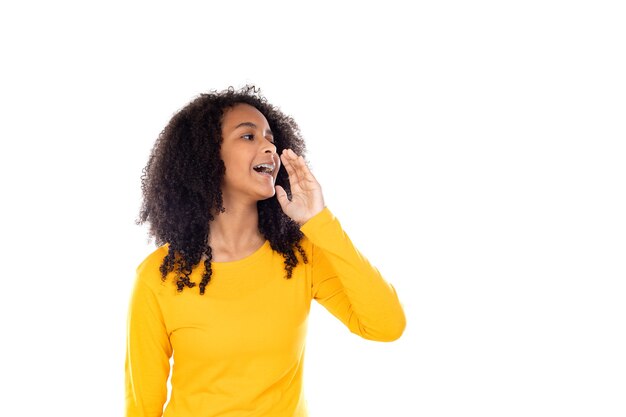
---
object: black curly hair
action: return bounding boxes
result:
[137,85,309,294]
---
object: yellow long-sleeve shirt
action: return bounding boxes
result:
[125,207,406,417]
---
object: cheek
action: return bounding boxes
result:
[221,153,237,170]
[222,157,249,181]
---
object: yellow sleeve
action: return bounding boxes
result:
[301,207,406,342]
[125,274,172,417]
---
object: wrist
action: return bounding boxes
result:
[298,207,327,227]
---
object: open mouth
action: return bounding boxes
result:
[253,163,275,177]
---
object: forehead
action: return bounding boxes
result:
[221,103,269,131]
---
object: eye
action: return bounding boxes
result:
[242,134,254,141]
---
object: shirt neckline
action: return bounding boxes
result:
[210,239,271,270]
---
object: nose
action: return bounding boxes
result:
[261,140,279,166]
[261,138,277,155]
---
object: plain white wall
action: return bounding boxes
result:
[0,1,624,416]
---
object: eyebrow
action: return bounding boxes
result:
[234,122,274,136]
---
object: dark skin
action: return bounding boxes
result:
[138,86,312,293]
[208,103,325,262]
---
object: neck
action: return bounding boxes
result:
[208,200,264,252]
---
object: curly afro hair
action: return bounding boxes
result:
[137,85,309,294]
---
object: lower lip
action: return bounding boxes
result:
[255,171,274,180]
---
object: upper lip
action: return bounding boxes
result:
[254,154,279,169]
[253,160,277,173]
[254,160,276,169]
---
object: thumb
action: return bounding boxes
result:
[275,185,290,210]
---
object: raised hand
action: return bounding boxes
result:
[275,148,325,226]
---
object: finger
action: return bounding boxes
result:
[280,151,295,179]
[289,150,316,187]
[275,185,290,210]
[288,149,308,176]
[281,150,303,190]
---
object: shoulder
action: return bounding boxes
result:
[135,244,170,289]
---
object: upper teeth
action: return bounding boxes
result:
[254,163,274,173]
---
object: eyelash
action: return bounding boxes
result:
[242,134,274,144]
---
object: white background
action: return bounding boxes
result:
[1,1,624,416]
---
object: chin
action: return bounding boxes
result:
[258,191,276,201]
[252,184,276,201]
